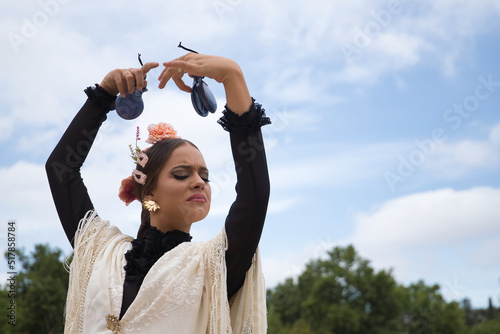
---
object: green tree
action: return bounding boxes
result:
[267,245,468,333]
[462,298,477,326]
[0,287,12,333]
[267,277,304,325]
[287,319,331,334]
[301,245,402,333]
[466,319,500,334]
[268,245,403,333]
[464,297,500,334]
[267,304,287,334]
[1,244,70,334]
[400,281,465,334]
[486,297,497,320]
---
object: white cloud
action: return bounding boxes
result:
[340,186,500,306]
[422,123,500,177]
[382,122,500,192]
[0,25,127,148]
[427,140,500,175]
[352,187,500,249]
[334,0,500,82]
[336,31,424,84]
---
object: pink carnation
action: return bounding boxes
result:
[146,122,179,144]
[118,175,138,206]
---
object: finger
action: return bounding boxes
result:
[141,62,159,74]
[124,70,135,95]
[135,62,158,91]
[114,72,127,97]
[130,68,146,91]
[158,67,167,81]
[158,68,176,89]
[172,76,192,93]
[158,72,170,89]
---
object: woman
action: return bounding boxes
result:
[46,53,270,333]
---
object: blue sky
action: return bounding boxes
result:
[1,0,500,309]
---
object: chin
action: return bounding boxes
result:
[189,210,210,224]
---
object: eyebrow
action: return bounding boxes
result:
[171,165,209,172]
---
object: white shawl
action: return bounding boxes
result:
[64,211,267,333]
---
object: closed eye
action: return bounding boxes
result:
[171,174,209,183]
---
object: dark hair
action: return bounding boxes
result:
[133,138,198,238]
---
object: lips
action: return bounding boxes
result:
[187,194,207,203]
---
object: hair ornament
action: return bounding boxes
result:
[146,122,179,144]
[136,151,148,168]
[118,175,138,206]
[132,170,147,185]
[129,126,146,166]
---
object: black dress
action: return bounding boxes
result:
[45,84,271,319]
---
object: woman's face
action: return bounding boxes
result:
[147,143,211,232]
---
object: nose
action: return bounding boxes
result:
[191,174,205,190]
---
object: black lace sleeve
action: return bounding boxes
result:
[45,84,115,247]
[218,99,271,299]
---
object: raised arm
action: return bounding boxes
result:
[159,55,271,298]
[219,102,271,299]
[46,62,158,247]
[45,88,113,246]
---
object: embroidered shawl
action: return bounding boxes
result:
[64,211,267,333]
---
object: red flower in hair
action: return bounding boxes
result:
[118,175,138,206]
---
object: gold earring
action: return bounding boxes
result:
[142,200,160,212]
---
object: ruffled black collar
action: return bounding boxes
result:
[123,226,192,283]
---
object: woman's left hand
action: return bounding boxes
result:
[158,53,240,89]
[158,53,252,114]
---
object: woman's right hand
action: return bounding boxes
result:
[100,62,159,97]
